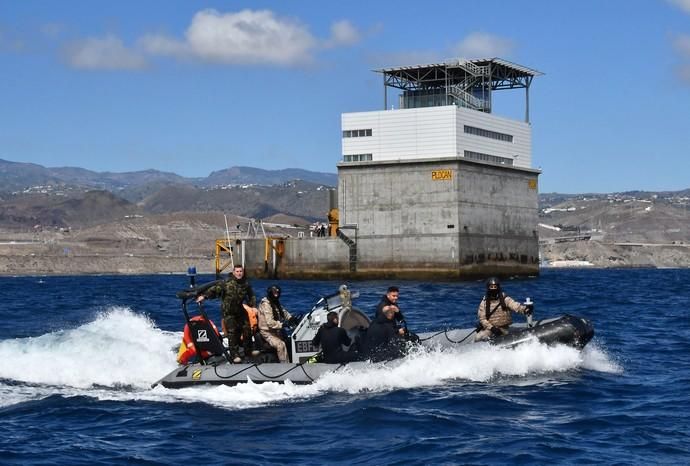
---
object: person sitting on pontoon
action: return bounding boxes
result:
[475,277,533,341]
[312,311,357,364]
[257,285,292,363]
[364,305,407,362]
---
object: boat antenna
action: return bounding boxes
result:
[224,214,234,268]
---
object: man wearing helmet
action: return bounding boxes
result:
[257,285,293,363]
[474,277,533,342]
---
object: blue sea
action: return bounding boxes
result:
[1,269,689,465]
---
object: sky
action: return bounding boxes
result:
[1,0,689,194]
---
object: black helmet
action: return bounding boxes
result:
[267,285,281,299]
[486,277,501,299]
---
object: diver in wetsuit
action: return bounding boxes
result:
[364,305,407,362]
[373,286,405,324]
[312,311,357,364]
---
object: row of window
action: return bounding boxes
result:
[343,153,373,162]
[464,125,513,143]
[343,129,372,138]
[464,150,514,166]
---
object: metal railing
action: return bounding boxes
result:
[447,84,488,111]
[454,60,489,77]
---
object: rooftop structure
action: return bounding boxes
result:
[376,58,543,122]
[341,57,542,169]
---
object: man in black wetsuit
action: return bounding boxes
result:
[374,286,405,324]
[365,305,407,362]
[312,312,357,364]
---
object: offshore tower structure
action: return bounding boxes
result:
[335,58,542,278]
[231,58,542,280]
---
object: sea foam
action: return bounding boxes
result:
[0,307,622,410]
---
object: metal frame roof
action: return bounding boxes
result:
[376,57,543,77]
[373,57,542,122]
[375,57,542,92]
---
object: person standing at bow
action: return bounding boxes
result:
[196,264,257,363]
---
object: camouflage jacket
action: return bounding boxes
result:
[203,278,256,319]
[477,293,528,330]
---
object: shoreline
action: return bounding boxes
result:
[2,264,685,279]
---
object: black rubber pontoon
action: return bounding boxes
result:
[152,282,594,389]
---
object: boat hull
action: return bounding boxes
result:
[153,314,593,389]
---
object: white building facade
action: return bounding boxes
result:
[342,104,532,169]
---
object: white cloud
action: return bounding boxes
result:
[61,9,362,70]
[138,33,190,59]
[452,32,514,59]
[673,34,690,57]
[326,20,361,47]
[64,35,147,70]
[142,9,317,66]
[668,0,690,13]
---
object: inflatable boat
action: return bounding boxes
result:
[153,281,594,389]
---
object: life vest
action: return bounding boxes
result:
[176,316,221,365]
[243,304,259,333]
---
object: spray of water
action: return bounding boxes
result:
[0,307,622,410]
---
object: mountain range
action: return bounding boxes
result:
[0,158,688,239]
[0,158,688,271]
[0,158,338,193]
[0,158,337,228]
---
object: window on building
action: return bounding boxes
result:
[342,129,373,138]
[343,153,373,162]
[464,150,514,166]
[464,125,513,143]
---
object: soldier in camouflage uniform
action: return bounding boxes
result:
[257,285,292,363]
[196,264,256,363]
[475,277,532,341]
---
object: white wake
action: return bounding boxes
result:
[0,307,621,410]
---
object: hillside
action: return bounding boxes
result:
[0,159,335,230]
[538,191,690,267]
[0,158,336,193]
[0,158,688,273]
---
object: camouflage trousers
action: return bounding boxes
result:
[259,329,288,363]
[223,313,254,359]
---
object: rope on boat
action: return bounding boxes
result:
[209,358,346,383]
[418,328,476,344]
[297,364,316,382]
[443,329,477,344]
[213,363,258,380]
[254,363,308,380]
